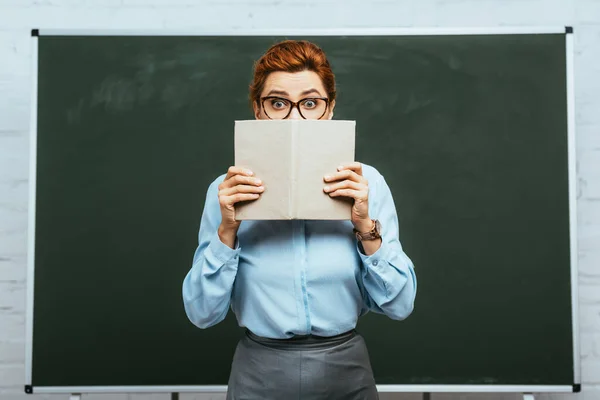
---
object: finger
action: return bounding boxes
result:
[328,188,368,200]
[323,179,363,193]
[220,174,262,190]
[337,162,363,175]
[324,169,366,184]
[220,192,261,206]
[225,166,254,181]
[220,184,265,197]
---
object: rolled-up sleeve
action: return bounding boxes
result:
[182,177,241,329]
[358,174,417,320]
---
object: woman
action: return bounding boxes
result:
[182,40,417,399]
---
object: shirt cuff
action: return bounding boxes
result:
[356,240,387,269]
[206,232,241,265]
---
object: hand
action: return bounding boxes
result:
[217,167,264,245]
[323,162,372,232]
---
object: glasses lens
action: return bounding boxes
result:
[263,98,291,119]
[299,98,327,119]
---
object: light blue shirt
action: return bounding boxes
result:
[182,164,417,339]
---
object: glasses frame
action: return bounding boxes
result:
[260,96,330,120]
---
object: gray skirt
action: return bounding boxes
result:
[226,329,379,400]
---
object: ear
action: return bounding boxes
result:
[327,100,336,120]
[253,101,261,120]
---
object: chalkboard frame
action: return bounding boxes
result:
[24,27,580,395]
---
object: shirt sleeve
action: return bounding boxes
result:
[358,173,417,320]
[182,177,241,329]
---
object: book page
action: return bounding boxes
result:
[234,120,293,220]
[293,120,355,220]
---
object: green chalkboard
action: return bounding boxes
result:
[29,32,576,391]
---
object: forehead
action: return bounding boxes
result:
[262,70,326,97]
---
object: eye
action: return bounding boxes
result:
[302,99,317,109]
[270,99,288,109]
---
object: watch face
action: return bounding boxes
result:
[355,220,381,241]
[354,220,381,241]
[374,220,381,234]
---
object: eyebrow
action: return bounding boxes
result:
[265,88,324,97]
[265,89,289,97]
[300,88,323,97]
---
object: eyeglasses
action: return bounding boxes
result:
[261,96,330,120]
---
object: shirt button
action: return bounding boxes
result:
[372,260,378,266]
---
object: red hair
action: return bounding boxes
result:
[249,40,336,108]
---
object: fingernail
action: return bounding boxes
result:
[258,186,265,191]
[337,166,343,171]
[245,169,253,175]
[324,186,330,192]
[255,179,262,185]
[324,175,331,181]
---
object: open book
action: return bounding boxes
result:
[234,120,356,220]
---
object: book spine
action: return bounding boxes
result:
[290,121,298,219]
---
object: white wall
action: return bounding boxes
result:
[0,1,598,399]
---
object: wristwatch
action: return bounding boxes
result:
[353,219,382,241]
